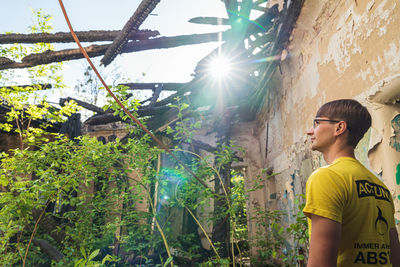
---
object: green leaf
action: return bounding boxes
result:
[80,246,87,259]
[166,126,174,134]
[278,226,284,235]
[88,249,100,261]
[181,103,189,110]
[74,259,84,267]
[164,256,173,267]
[194,121,202,129]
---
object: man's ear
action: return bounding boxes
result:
[334,121,347,136]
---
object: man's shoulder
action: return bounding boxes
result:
[329,157,383,183]
[307,167,344,187]
[322,157,366,178]
[309,166,340,179]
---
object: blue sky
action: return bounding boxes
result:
[0,0,229,87]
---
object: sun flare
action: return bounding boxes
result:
[209,56,231,78]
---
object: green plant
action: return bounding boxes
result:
[74,248,100,267]
[284,194,309,265]
[74,248,119,267]
[251,194,309,267]
[166,96,202,146]
[198,257,231,267]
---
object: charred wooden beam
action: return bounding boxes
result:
[1,84,52,90]
[153,91,185,107]
[32,209,65,244]
[0,30,159,44]
[148,84,162,107]
[122,31,225,52]
[247,4,279,34]
[59,97,106,114]
[140,96,152,104]
[190,139,217,152]
[0,32,226,70]
[223,0,239,23]
[84,105,170,126]
[146,107,180,131]
[143,83,206,132]
[0,45,107,70]
[151,78,205,107]
[245,2,305,119]
[145,102,204,132]
[84,113,126,125]
[118,82,189,91]
[33,239,64,261]
[101,0,161,66]
[274,1,304,50]
[0,57,16,66]
[59,113,82,140]
[251,4,266,12]
[189,17,230,26]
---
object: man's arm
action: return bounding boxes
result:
[390,227,400,267]
[307,214,341,267]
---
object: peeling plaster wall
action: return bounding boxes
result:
[237,0,400,240]
[231,121,274,255]
[366,101,400,221]
[192,129,218,250]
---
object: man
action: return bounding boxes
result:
[303,99,400,267]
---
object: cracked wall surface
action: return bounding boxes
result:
[236,0,400,240]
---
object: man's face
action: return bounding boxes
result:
[306,117,340,152]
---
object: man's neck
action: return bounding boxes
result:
[322,146,355,164]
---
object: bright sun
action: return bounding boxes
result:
[209,56,231,78]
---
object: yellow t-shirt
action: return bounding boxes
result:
[303,157,395,266]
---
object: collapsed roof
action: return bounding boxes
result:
[0,0,304,132]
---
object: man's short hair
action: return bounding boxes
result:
[316,99,371,147]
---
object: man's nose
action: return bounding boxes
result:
[306,127,314,135]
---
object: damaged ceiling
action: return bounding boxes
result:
[0,0,305,133]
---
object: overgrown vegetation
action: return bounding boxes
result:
[251,195,309,266]
[0,83,308,266]
[0,8,309,267]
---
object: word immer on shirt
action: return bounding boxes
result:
[354,243,390,249]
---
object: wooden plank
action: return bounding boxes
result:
[118,82,189,91]
[0,30,159,44]
[0,32,225,70]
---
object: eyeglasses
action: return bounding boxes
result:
[313,119,341,128]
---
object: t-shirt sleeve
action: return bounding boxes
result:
[303,168,347,224]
